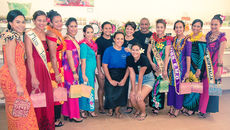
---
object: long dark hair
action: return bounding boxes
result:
[101,21,112,36]
[7,10,25,30]
[46,10,61,24]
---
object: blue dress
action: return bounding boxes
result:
[79,43,97,111]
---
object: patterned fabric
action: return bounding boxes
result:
[0,34,38,129]
[183,37,207,111]
[46,36,65,105]
[149,33,171,110]
[62,39,81,118]
[167,37,192,109]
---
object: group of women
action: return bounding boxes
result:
[0,9,226,130]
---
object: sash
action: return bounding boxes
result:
[204,49,215,84]
[169,47,181,94]
[150,39,164,74]
[66,35,80,58]
[26,30,49,76]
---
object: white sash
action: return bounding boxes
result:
[26,30,50,76]
[204,49,215,84]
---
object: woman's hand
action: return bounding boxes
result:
[109,80,118,86]
[83,75,88,82]
[151,63,158,71]
[118,78,126,86]
[124,47,131,52]
[162,70,168,80]
[136,90,142,101]
[98,70,105,79]
[31,77,40,91]
[55,74,62,84]
[184,71,190,80]
[195,69,201,78]
[73,73,79,82]
[16,84,24,96]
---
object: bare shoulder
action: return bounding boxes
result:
[46,30,57,38]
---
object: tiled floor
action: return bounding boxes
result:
[1,91,230,130]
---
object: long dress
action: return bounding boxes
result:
[62,39,81,119]
[183,40,206,111]
[26,40,55,130]
[79,43,97,112]
[167,38,192,109]
[202,32,227,113]
[0,31,38,130]
[149,33,171,110]
[46,36,65,120]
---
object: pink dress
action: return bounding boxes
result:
[61,39,81,119]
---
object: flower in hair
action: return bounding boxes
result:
[46,18,51,23]
[220,15,226,21]
[139,48,145,54]
[163,19,167,24]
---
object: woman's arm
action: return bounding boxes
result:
[102,63,118,86]
[66,50,79,81]
[96,55,104,79]
[216,40,227,79]
[5,40,24,96]
[136,67,147,100]
[81,59,88,82]
[24,33,40,90]
[163,44,171,79]
[118,68,130,86]
[128,67,136,92]
[47,32,61,83]
[147,44,157,71]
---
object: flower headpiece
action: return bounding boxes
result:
[46,18,51,23]
[220,15,226,21]
[163,19,167,24]
[139,48,145,54]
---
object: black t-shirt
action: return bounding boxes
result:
[123,37,139,48]
[126,54,152,75]
[96,36,113,65]
[133,31,153,56]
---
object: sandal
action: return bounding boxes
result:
[137,114,147,121]
[133,111,140,118]
[152,109,159,115]
[170,109,179,118]
[69,118,83,123]
[88,111,98,117]
[80,111,87,119]
[106,109,114,117]
[115,112,123,118]
[184,111,195,116]
[124,107,133,114]
[99,108,106,114]
[55,120,64,127]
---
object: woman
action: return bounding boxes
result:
[78,25,98,118]
[96,21,113,114]
[147,19,171,114]
[202,14,227,117]
[25,10,55,129]
[167,20,191,117]
[46,10,65,127]
[102,32,130,118]
[123,21,139,113]
[0,10,38,130]
[62,17,83,122]
[127,43,155,120]
[182,19,206,116]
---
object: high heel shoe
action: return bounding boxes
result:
[80,111,87,119]
[69,118,83,123]
[88,111,98,117]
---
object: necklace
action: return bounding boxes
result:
[209,32,220,42]
[190,32,203,42]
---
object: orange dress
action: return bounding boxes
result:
[0,39,38,130]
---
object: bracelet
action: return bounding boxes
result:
[217,63,223,67]
[72,70,77,74]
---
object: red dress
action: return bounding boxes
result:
[26,41,55,130]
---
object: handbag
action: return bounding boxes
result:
[53,86,67,102]
[159,79,169,93]
[191,82,203,93]
[209,79,222,96]
[69,84,82,98]
[179,82,192,95]
[12,98,31,117]
[30,88,47,108]
[81,82,92,98]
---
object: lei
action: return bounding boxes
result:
[46,25,66,52]
[0,29,21,45]
[190,32,204,42]
[79,38,98,54]
[173,36,188,67]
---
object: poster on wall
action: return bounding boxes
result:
[8,2,31,17]
[55,0,94,7]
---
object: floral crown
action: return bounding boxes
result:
[220,15,226,21]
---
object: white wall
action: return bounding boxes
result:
[0,0,230,23]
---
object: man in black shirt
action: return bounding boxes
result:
[133,18,153,56]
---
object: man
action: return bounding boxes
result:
[133,18,153,56]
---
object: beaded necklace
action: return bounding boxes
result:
[190,32,203,42]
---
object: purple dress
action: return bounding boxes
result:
[61,39,81,119]
[199,32,227,113]
[167,38,192,109]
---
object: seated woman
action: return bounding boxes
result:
[102,32,130,118]
[127,43,155,121]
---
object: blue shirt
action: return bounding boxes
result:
[102,46,130,69]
